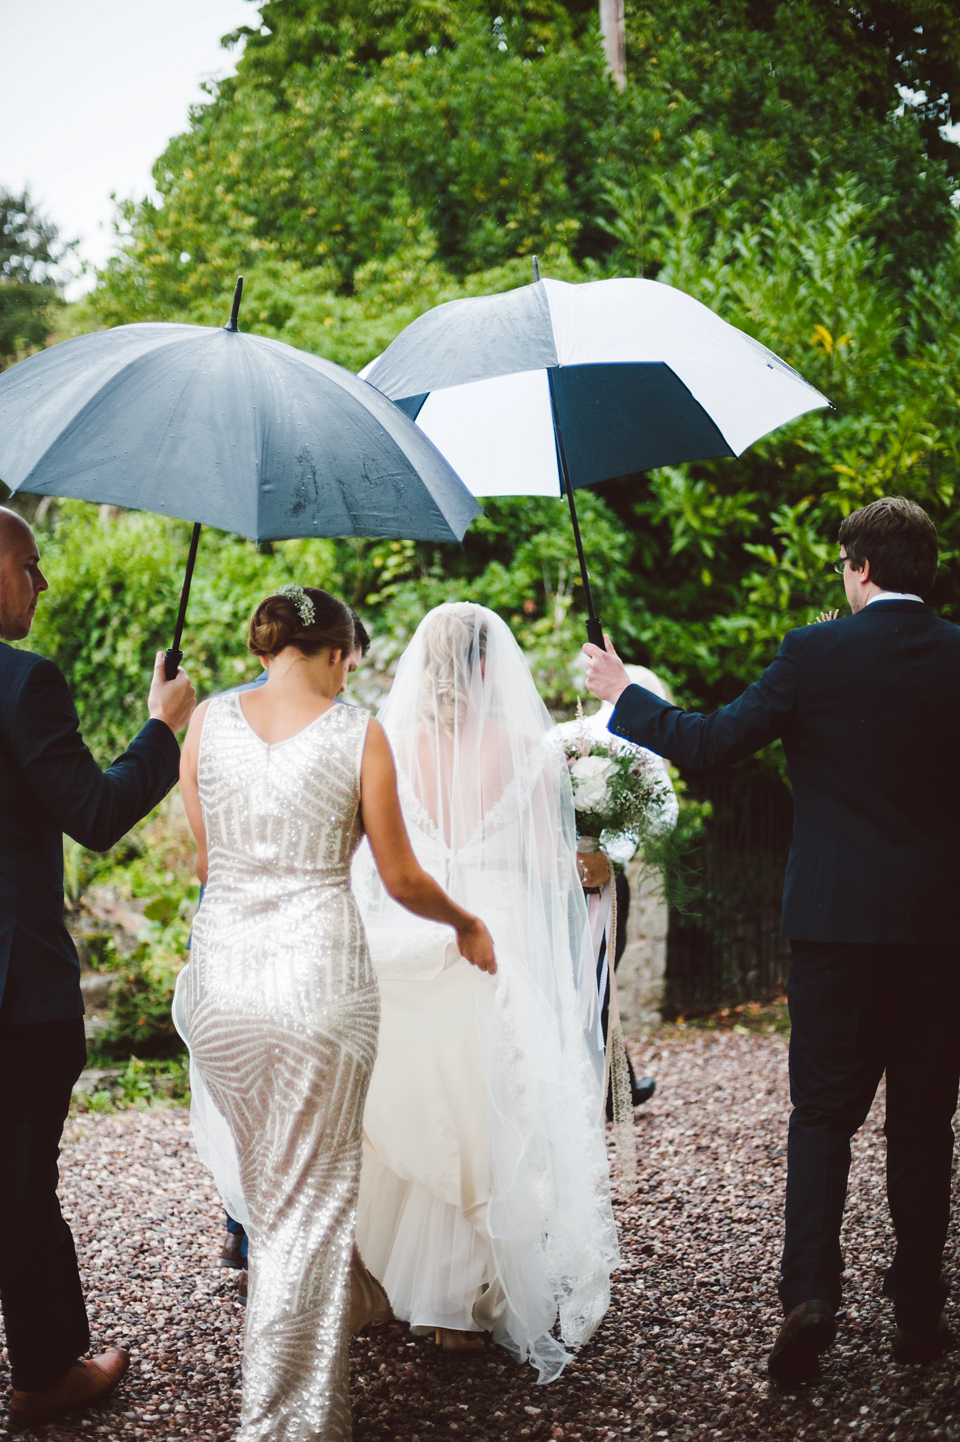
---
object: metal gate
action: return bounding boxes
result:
[664,771,794,1016]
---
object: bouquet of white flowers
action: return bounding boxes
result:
[560,704,669,848]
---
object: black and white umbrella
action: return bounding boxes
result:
[362,274,830,643]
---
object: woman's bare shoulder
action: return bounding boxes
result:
[185,696,214,739]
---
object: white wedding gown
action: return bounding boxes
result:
[353,603,618,1382]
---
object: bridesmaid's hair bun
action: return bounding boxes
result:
[248,588,356,659]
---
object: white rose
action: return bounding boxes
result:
[570,755,618,812]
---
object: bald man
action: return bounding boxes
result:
[0,506,195,1425]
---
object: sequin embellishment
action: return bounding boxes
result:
[182,696,378,1441]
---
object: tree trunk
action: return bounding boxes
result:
[598,0,626,91]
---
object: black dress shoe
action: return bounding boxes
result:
[768,1300,837,1386]
[893,1312,953,1364]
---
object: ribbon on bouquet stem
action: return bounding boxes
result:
[587,858,638,1198]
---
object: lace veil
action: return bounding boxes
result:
[353,602,618,1380]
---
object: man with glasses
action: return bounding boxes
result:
[583,496,960,1385]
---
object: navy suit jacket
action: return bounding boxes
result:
[609,600,960,944]
[0,643,181,1025]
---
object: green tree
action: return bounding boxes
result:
[0,189,69,366]
[72,0,959,737]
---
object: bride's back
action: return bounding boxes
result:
[387,605,550,856]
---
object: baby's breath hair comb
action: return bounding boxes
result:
[278,584,316,628]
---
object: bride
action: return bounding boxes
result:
[352,602,618,1382]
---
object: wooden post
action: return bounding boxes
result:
[599,0,626,91]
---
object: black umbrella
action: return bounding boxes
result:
[362,266,829,644]
[0,280,480,675]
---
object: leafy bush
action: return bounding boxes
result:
[73,1056,191,1112]
[95,950,184,1061]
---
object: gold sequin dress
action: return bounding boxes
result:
[180,694,378,1441]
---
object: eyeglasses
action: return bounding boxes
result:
[831,557,848,575]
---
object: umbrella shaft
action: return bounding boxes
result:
[165,521,202,680]
[548,367,602,642]
[564,479,597,620]
[567,486,605,645]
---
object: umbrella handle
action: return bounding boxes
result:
[586,617,604,649]
[164,648,183,682]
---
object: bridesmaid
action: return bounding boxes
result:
[178,586,495,1442]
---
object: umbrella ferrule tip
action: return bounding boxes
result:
[224,276,244,332]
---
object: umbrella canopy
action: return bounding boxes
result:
[362,276,829,498]
[361,275,830,642]
[0,319,479,544]
[0,281,480,674]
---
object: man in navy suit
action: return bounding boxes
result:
[584,496,960,1384]
[0,506,195,1424]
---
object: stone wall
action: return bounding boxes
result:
[613,859,668,1040]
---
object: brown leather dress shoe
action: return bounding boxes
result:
[8,1347,129,1427]
[768,1300,837,1386]
[220,1230,245,1269]
[893,1312,954,1365]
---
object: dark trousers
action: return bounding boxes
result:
[0,1018,89,1390]
[599,870,641,1100]
[781,941,960,1331]
[598,867,631,1036]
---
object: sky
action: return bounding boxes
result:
[1,0,256,298]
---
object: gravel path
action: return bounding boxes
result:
[1,1028,957,1442]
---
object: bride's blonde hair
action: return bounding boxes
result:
[420,603,488,730]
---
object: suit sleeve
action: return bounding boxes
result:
[8,657,182,851]
[608,633,800,770]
